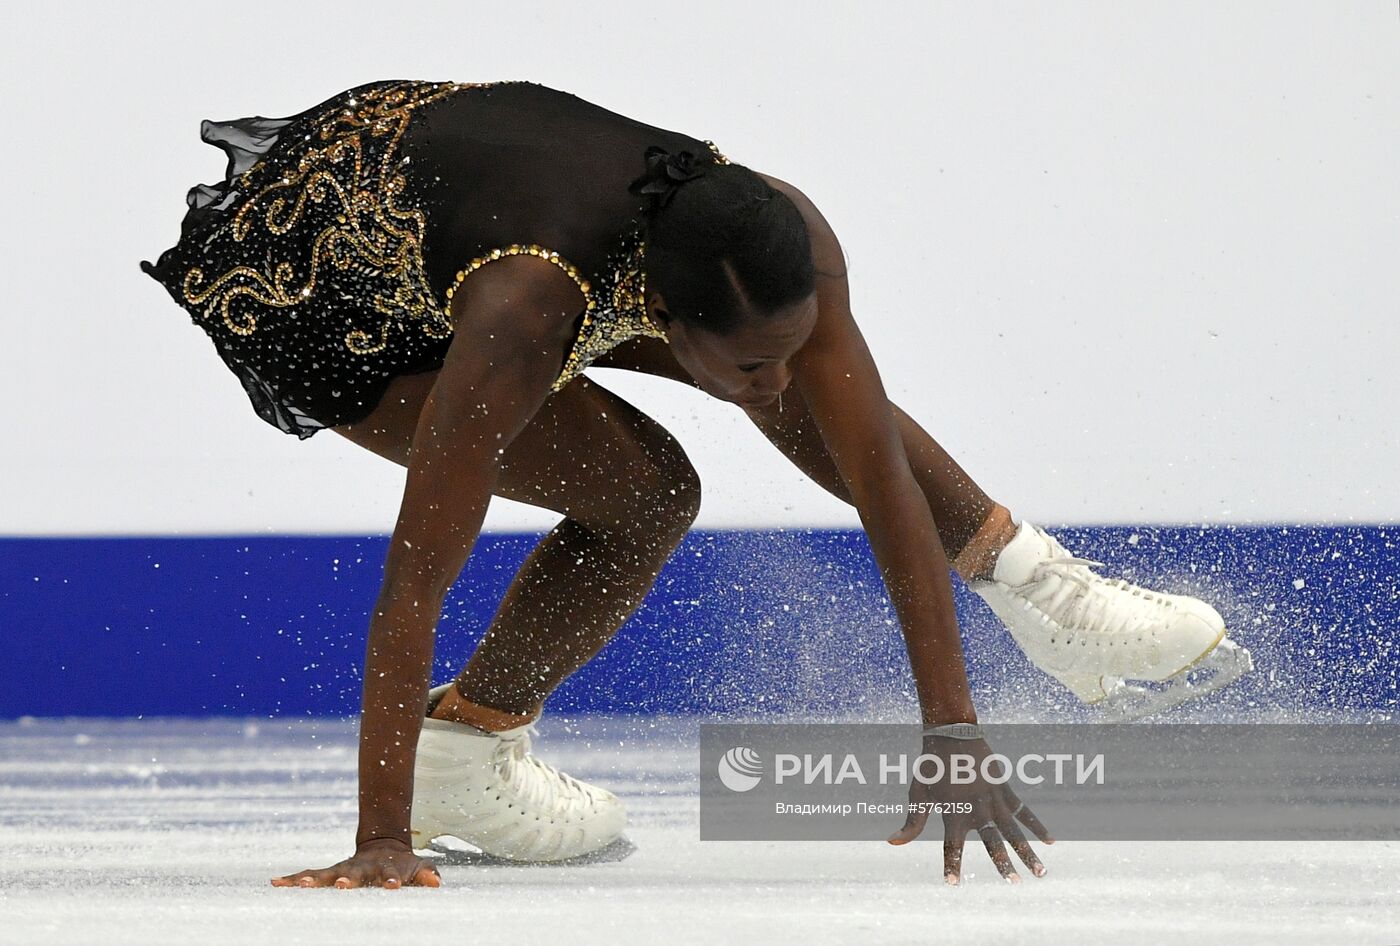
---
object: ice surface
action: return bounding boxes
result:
[2,717,1397,945]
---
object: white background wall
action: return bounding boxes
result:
[1,0,1396,535]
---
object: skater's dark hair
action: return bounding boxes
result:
[630,147,816,335]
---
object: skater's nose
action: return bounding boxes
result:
[746,362,791,402]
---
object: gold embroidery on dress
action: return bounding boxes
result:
[552,139,728,390]
[440,227,663,393]
[181,80,733,379]
[180,80,504,354]
[549,223,664,392]
[705,139,732,165]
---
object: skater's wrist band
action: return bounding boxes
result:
[921,722,985,740]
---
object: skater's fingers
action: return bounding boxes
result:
[942,820,967,885]
[360,859,431,890]
[976,825,1021,884]
[994,808,1046,878]
[272,855,438,890]
[1012,799,1054,845]
[371,863,410,890]
[368,868,412,890]
[999,785,1054,844]
[272,867,339,888]
[410,864,442,888]
[272,867,318,886]
[887,804,930,845]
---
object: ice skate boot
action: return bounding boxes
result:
[969,521,1252,719]
[411,684,628,862]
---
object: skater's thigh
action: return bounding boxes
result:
[331,370,699,530]
[331,370,438,466]
[494,374,700,531]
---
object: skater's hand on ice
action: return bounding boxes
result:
[271,838,442,890]
[887,736,1053,886]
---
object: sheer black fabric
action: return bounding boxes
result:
[140,79,727,438]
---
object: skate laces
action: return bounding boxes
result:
[490,724,602,815]
[1019,528,1178,638]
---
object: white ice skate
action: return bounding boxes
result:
[411,684,629,862]
[969,521,1253,719]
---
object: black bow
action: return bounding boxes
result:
[627,145,706,212]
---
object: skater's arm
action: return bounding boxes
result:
[788,217,977,725]
[274,259,584,889]
[357,263,582,847]
[761,178,1051,885]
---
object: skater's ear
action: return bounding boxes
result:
[646,291,672,331]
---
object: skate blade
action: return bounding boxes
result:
[421,834,637,867]
[1098,640,1254,721]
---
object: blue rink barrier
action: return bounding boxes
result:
[2,526,1395,718]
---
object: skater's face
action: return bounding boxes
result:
[649,290,818,409]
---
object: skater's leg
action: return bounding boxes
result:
[891,403,1016,580]
[336,373,676,858]
[744,388,1248,713]
[335,372,699,724]
[742,385,1015,578]
[447,376,698,718]
[446,514,695,719]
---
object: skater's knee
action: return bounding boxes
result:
[641,446,702,541]
[572,434,700,541]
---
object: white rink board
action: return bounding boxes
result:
[2,718,1396,946]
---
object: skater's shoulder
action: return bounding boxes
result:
[753,171,847,280]
[443,251,587,351]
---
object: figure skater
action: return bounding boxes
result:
[140,79,1250,888]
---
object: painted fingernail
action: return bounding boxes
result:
[1007,873,1022,884]
[1033,863,1047,877]
[944,873,959,886]
[298,877,314,887]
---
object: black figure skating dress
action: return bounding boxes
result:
[140,79,732,439]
